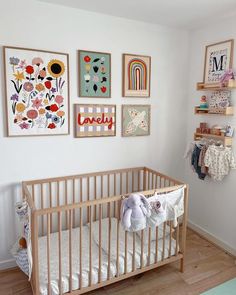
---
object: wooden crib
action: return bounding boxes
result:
[22,167,188,295]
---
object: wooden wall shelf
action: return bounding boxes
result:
[194,132,233,146]
[194,106,234,116]
[196,82,236,91]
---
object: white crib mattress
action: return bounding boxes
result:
[17,219,178,295]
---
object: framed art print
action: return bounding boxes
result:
[122,54,151,97]
[78,50,111,98]
[122,105,150,137]
[75,104,116,137]
[203,39,234,85]
[4,46,70,136]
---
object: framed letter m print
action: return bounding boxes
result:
[203,39,234,85]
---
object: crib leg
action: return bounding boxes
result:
[180,258,184,273]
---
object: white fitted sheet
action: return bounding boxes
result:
[17,219,178,295]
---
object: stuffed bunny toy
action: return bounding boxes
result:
[121,193,151,232]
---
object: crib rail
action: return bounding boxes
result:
[22,167,188,295]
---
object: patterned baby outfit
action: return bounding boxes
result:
[191,145,207,180]
[204,145,236,181]
[198,145,208,174]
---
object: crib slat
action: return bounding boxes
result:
[58,211,62,295]
[98,204,102,283]
[120,172,122,194]
[148,172,150,189]
[47,214,51,295]
[132,171,134,192]
[69,210,72,292]
[40,183,44,235]
[108,174,110,196]
[89,206,92,286]
[148,227,151,265]
[132,232,136,271]
[162,222,166,261]
[155,226,159,263]
[94,176,97,221]
[126,172,128,193]
[101,175,103,198]
[32,213,39,292]
[49,183,52,232]
[143,170,147,190]
[152,173,155,189]
[116,202,120,277]
[160,177,163,188]
[169,221,172,257]
[107,174,110,212]
[176,218,180,256]
[125,231,128,274]
[87,177,90,223]
[141,229,144,268]
[79,208,83,289]
[65,180,68,229]
[107,203,111,280]
[138,171,140,191]
[32,184,35,202]
[113,174,116,216]
[57,182,60,206]
[80,178,83,202]
[114,173,116,195]
[156,175,158,189]
[73,179,75,227]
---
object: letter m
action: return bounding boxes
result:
[212,55,226,72]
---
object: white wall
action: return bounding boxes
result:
[186,18,236,255]
[0,0,189,269]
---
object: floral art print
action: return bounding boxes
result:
[79,50,111,98]
[4,46,69,136]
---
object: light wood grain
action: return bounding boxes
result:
[21,167,187,294]
[2,229,236,295]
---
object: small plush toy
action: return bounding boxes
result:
[19,237,27,249]
[120,193,151,232]
[200,95,208,109]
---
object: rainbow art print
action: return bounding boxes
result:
[123,54,151,97]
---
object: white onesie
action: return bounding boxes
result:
[204,145,236,181]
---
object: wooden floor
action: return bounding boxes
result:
[1,229,236,295]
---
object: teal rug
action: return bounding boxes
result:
[201,278,236,294]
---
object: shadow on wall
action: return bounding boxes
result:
[0,46,7,137]
[0,182,22,259]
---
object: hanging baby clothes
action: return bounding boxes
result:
[191,144,207,180]
[198,145,208,175]
[204,145,236,181]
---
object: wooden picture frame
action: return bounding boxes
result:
[122,104,151,137]
[78,50,111,98]
[203,39,234,85]
[3,46,70,137]
[122,53,151,97]
[74,104,116,138]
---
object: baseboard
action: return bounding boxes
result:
[0,258,16,271]
[188,220,236,257]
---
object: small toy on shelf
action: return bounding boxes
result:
[199,95,208,109]
[211,125,223,136]
[226,125,234,137]
[198,122,210,134]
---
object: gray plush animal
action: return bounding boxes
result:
[120,193,151,232]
